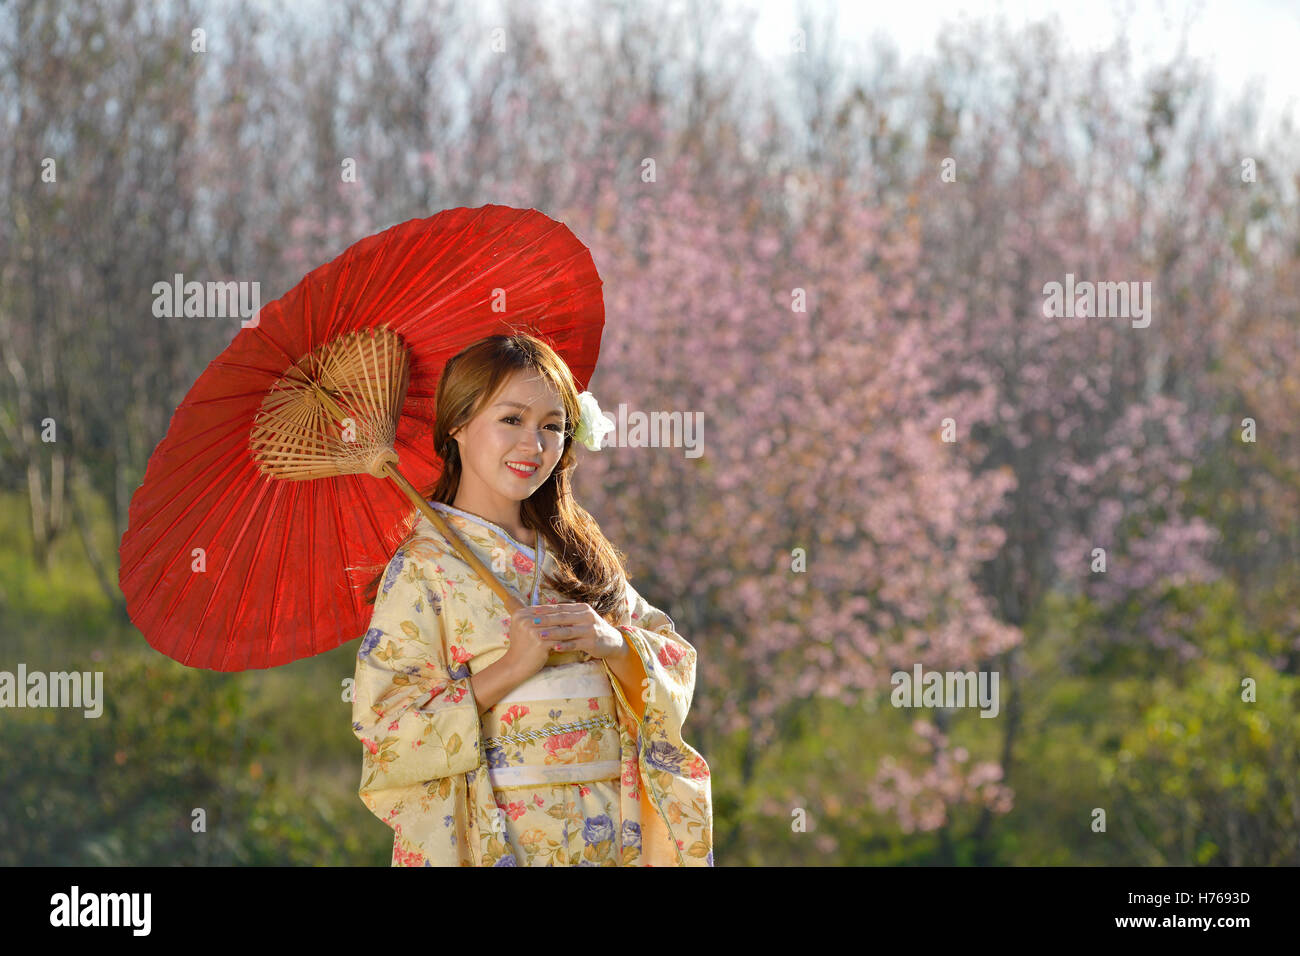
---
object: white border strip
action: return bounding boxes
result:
[494,662,612,706]
[487,760,622,789]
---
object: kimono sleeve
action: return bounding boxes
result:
[351,542,483,805]
[611,581,699,728]
[609,579,714,865]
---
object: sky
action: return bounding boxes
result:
[735,0,1300,133]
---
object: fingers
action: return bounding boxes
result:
[527,606,593,648]
[542,622,590,644]
[540,623,586,638]
[529,605,591,621]
[534,617,585,640]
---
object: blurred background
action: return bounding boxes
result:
[2,0,1298,865]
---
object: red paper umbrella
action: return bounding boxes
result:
[118,205,605,671]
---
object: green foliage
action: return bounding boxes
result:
[1101,657,1299,865]
[0,492,386,865]
[1008,581,1298,865]
[0,644,384,865]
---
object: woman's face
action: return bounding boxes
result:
[449,369,567,509]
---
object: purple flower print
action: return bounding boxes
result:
[358,628,382,659]
[381,552,405,595]
[416,581,444,615]
[645,740,685,773]
[583,814,614,845]
[621,820,641,850]
[493,854,517,866]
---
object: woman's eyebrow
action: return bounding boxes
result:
[493,401,565,418]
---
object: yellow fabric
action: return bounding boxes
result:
[350,508,714,866]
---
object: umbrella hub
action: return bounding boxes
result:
[249,326,410,480]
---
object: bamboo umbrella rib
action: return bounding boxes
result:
[257,478,296,665]
[207,359,296,377]
[381,214,521,319]
[242,319,299,370]
[373,216,483,308]
[338,230,400,337]
[121,424,267,581]
[159,455,271,612]
[323,477,372,640]
[458,220,568,297]
[172,459,279,666]
[330,231,416,337]
[134,445,297,668]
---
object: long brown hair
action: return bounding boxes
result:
[360,332,630,622]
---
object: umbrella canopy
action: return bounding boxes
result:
[118,205,606,671]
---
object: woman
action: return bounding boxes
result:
[350,333,713,866]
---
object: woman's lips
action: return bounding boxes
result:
[505,461,539,478]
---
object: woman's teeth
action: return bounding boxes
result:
[506,462,538,477]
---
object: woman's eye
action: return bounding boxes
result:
[502,416,563,432]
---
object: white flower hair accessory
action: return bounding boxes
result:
[574,390,615,451]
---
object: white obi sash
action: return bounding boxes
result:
[482,660,623,790]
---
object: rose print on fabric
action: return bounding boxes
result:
[645,739,686,773]
[583,814,614,844]
[657,641,686,668]
[543,728,600,765]
[580,813,616,865]
[621,820,642,850]
[446,644,472,680]
[499,703,529,731]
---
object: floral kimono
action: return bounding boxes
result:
[350,500,713,866]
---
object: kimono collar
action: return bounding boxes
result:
[427,500,540,559]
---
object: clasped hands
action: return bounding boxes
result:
[530,603,625,659]
[505,602,627,677]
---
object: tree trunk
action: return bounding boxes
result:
[70,462,127,616]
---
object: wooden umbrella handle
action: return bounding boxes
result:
[298,381,518,612]
[379,461,525,614]
[304,381,588,665]
[379,460,590,667]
